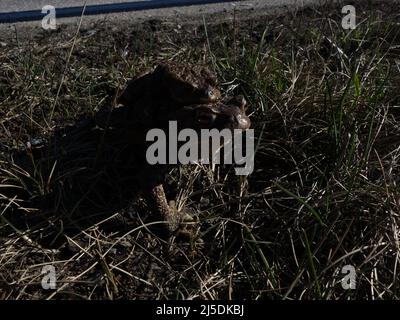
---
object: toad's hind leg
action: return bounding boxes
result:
[144,184,196,241]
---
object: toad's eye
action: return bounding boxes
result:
[207,89,216,99]
[204,88,220,101]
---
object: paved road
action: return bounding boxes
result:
[0,0,327,13]
[0,1,246,23]
[1,0,86,12]
[1,1,246,13]
[0,0,335,38]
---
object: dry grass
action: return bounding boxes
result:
[1,0,400,299]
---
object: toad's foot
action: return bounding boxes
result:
[145,184,200,243]
[167,201,201,243]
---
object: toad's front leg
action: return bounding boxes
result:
[144,184,195,240]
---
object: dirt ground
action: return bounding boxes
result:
[1,0,400,299]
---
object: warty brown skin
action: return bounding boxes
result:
[116,62,221,126]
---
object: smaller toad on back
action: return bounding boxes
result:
[117,62,221,124]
